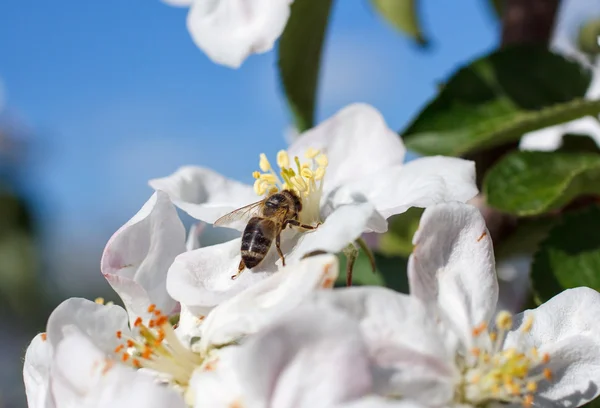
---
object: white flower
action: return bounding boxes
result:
[151,103,477,310]
[101,191,186,324]
[187,304,381,408]
[23,298,187,408]
[25,253,341,407]
[313,202,600,407]
[161,0,293,68]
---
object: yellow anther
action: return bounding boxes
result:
[314,167,326,180]
[268,187,279,195]
[291,176,307,192]
[543,368,553,381]
[315,153,328,168]
[252,171,261,179]
[259,173,277,184]
[277,150,290,168]
[301,167,314,180]
[526,381,538,392]
[305,147,320,159]
[259,153,271,172]
[542,353,550,364]
[95,297,105,305]
[521,315,534,333]
[254,179,267,196]
[489,332,497,342]
[523,395,534,408]
[496,311,513,330]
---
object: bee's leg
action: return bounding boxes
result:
[284,219,320,230]
[231,259,246,280]
[276,233,286,267]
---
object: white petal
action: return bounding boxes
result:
[506,287,600,406]
[149,166,256,229]
[350,156,477,219]
[46,298,129,355]
[186,222,205,251]
[409,202,497,347]
[101,191,185,322]
[199,253,338,349]
[51,332,185,408]
[167,238,273,314]
[23,333,53,408]
[312,287,456,406]
[186,0,292,68]
[192,304,373,408]
[291,201,387,260]
[288,104,405,194]
[336,397,425,408]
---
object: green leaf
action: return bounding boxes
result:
[401,46,596,156]
[278,0,334,131]
[484,151,600,216]
[370,0,428,46]
[337,251,409,293]
[577,18,600,56]
[378,207,423,257]
[558,133,600,154]
[532,205,600,303]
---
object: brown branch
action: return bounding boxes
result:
[501,0,561,47]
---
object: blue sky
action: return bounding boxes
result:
[0,0,498,255]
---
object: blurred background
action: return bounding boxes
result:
[0,0,597,406]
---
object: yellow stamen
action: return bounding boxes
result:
[94,297,105,305]
[496,311,513,330]
[252,171,260,179]
[305,147,320,159]
[254,179,267,196]
[315,153,328,167]
[277,150,290,168]
[521,315,534,332]
[259,153,271,172]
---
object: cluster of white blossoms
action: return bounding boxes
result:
[23,104,600,408]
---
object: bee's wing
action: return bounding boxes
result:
[213,200,265,227]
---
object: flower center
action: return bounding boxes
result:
[113,304,203,387]
[459,311,552,408]
[253,147,328,225]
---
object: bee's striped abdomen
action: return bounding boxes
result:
[241,217,275,269]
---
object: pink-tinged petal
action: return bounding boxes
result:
[167,238,273,314]
[192,305,373,408]
[288,104,405,194]
[186,0,293,68]
[409,202,497,347]
[506,287,600,406]
[349,156,477,219]
[23,333,53,408]
[313,287,456,406]
[199,253,338,349]
[46,298,129,355]
[101,191,185,322]
[149,166,256,229]
[51,332,186,408]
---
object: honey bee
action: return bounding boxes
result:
[214,189,319,279]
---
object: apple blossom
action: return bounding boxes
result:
[161,0,293,68]
[151,103,478,310]
[312,202,600,407]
